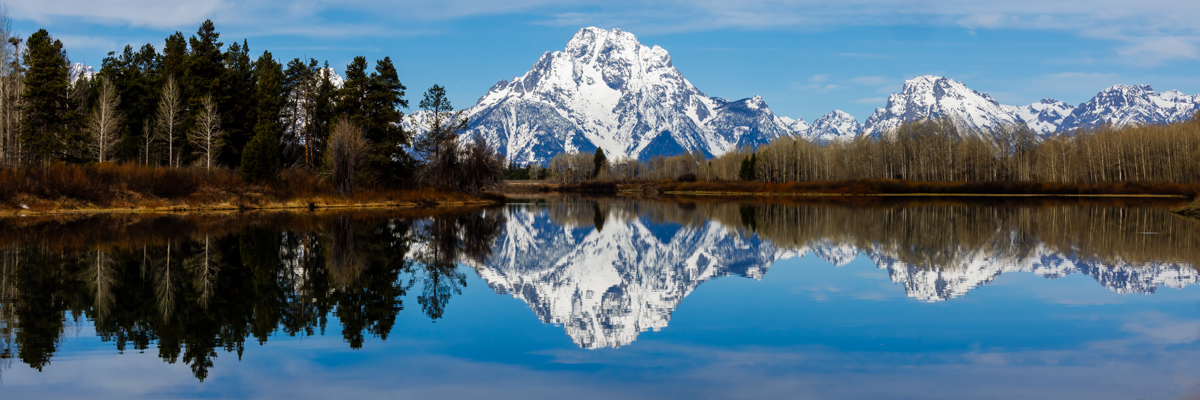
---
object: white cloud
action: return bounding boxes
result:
[9,0,1200,67]
[1116,36,1200,66]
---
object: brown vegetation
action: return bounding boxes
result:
[0,163,500,214]
[1175,198,1200,219]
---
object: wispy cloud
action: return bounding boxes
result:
[10,1,1200,66]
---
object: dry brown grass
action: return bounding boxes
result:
[0,163,499,213]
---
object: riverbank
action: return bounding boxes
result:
[0,164,503,216]
[505,179,1200,198]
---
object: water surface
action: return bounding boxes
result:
[2,198,1200,399]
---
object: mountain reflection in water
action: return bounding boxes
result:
[0,198,1198,383]
[485,198,1200,348]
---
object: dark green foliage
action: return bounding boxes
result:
[101,44,160,162]
[282,58,336,169]
[219,40,255,167]
[739,153,757,181]
[240,51,284,182]
[504,161,531,180]
[593,148,607,178]
[160,32,188,80]
[19,29,74,164]
[336,56,410,184]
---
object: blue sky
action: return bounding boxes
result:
[10,0,1200,122]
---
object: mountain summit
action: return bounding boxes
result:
[861,76,1024,138]
[465,27,795,164]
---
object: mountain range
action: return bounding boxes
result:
[473,203,1200,349]
[68,27,1200,164]
[457,28,1200,163]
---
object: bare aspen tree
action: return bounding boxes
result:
[0,5,13,164]
[87,77,123,163]
[326,119,368,195]
[155,76,182,167]
[142,119,153,165]
[189,94,223,170]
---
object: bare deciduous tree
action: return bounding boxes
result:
[87,77,123,163]
[0,5,16,165]
[155,75,182,167]
[188,94,223,170]
[326,118,368,196]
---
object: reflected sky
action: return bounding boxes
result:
[3,200,1200,399]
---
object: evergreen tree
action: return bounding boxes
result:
[240,51,283,182]
[738,153,757,181]
[219,39,254,167]
[160,32,188,81]
[19,29,71,164]
[592,148,607,179]
[336,56,409,184]
[100,43,160,162]
[183,20,224,159]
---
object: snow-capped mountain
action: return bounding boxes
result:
[322,67,344,89]
[1005,99,1076,135]
[803,110,862,143]
[69,63,96,85]
[463,27,795,164]
[1059,84,1200,132]
[854,77,1197,138]
[781,116,811,136]
[861,76,1025,139]
[470,202,1200,348]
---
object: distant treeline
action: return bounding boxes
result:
[543,115,1200,190]
[0,15,502,195]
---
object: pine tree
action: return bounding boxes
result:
[219,39,254,167]
[336,56,409,184]
[592,148,607,179]
[240,51,283,182]
[19,29,70,165]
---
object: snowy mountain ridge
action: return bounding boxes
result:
[457,29,1200,163]
[463,27,796,165]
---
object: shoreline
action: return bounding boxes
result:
[5,180,1197,217]
[507,179,1199,198]
[1,196,504,218]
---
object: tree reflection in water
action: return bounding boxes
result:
[0,198,1197,381]
[0,209,505,381]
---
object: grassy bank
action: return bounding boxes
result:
[0,164,502,215]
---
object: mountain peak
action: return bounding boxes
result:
[863,75,1018,138]
[69,63,96,86]
[464,28,790,164]
[804,110,861,143]
[1059,83,1198,131]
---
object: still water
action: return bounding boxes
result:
[2,198,1200,399]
